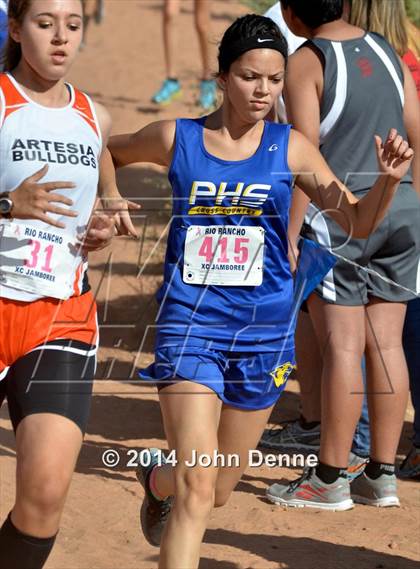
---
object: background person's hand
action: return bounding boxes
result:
[375,128,414,182]
[10,165,78,229]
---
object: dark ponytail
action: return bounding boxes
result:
[3,0,31,71]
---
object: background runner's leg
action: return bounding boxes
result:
[194,0,212,80]
[365,298,409,463]
[215,404,275,507]
[95,0,105,24]
[308,294,366,468]
[163,0,181,79]
[295,311,322,423]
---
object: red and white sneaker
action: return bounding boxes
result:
[266,467,354,511]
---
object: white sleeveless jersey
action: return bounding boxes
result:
[0,72,101,302]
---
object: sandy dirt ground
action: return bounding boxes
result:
[0,1,419,568]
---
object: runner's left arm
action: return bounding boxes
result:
[288,128,414,239]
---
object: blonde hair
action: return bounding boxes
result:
[407,19,420,59]
[350,0,408,56]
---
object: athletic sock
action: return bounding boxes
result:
[365,460,395,479]
[316,461,347,484]
[148,465,168,501]
[0,512,57,569]
[299,415,320,431]
[168,77,178,83]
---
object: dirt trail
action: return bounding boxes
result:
[0,1,419,568]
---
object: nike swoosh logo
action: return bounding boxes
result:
[269,144,278,151]
[257,38,274,43]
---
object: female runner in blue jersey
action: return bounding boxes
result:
[102,14,414,569]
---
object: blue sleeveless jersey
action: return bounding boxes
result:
[0,7,7,60]
[156,118,295,352]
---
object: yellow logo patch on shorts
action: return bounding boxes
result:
[270,362,296,388]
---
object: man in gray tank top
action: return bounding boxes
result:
[266,0,420,511]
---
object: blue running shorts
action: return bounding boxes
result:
[139,338,296,410]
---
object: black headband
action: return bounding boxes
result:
[219,35,288,72]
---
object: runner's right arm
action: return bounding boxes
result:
[109,120,176,168]
[98,120,176,235]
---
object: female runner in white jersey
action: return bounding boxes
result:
[0,1,129,567]
[101,14,414,569]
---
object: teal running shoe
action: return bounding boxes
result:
[347,451,369,482]
[152,79,182,105]
[199,79,217,110]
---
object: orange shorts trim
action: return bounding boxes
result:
[0,291,98,374]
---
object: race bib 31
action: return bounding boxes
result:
[0,221,82,300]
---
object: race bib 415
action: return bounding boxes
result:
[183,225,265,286]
